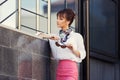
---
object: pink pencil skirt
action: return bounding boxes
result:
[56,60,78,80]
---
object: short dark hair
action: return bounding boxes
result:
[57,8,75,26]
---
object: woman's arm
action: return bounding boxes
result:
[66,44,80,57]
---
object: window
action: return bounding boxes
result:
[0,0,77,35]
[0,0,17,28]
[90,0,118,58]
[50,0,76,33]
[21,0,48,34]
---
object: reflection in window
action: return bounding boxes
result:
[90,0,116,55]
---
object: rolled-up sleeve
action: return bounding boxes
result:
[76,33,86,61]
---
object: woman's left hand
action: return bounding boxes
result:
[65,43,74,50]
[66,43,80,57]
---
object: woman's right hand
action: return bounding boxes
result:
[50,36,59,40]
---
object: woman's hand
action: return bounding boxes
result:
[65,44,74,50]
[50,36,59,40]
[66,43,80,57]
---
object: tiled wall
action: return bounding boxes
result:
[0,26,56,80]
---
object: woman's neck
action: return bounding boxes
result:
[62,26,69,31]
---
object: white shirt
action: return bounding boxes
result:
[49,31,86,63]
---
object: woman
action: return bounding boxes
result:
[49,8,86,80]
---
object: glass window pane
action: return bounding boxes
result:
[0,0,17,28]
[21,0,36,12]
[21,0,48,34]
[21,0,36,34]
[39,0,48,33]
[39,16,48,33]
[50,0,76,33]
[66,0,76,30]
[21,10,36,34]
[90,0,116,55]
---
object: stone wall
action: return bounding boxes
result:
[0,25,54,80]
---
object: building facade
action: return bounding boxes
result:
[0,0,120,80]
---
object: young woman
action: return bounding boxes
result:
[49,8,86,80]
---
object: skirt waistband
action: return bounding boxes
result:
[59,59,76,62]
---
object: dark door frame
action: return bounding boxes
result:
[75,0,90,80]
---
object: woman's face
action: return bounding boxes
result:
[57,15,70,29]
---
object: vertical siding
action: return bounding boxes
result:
[90,58,120,80]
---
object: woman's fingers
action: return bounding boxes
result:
[66,44,73,50]
[50,36,59,40]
